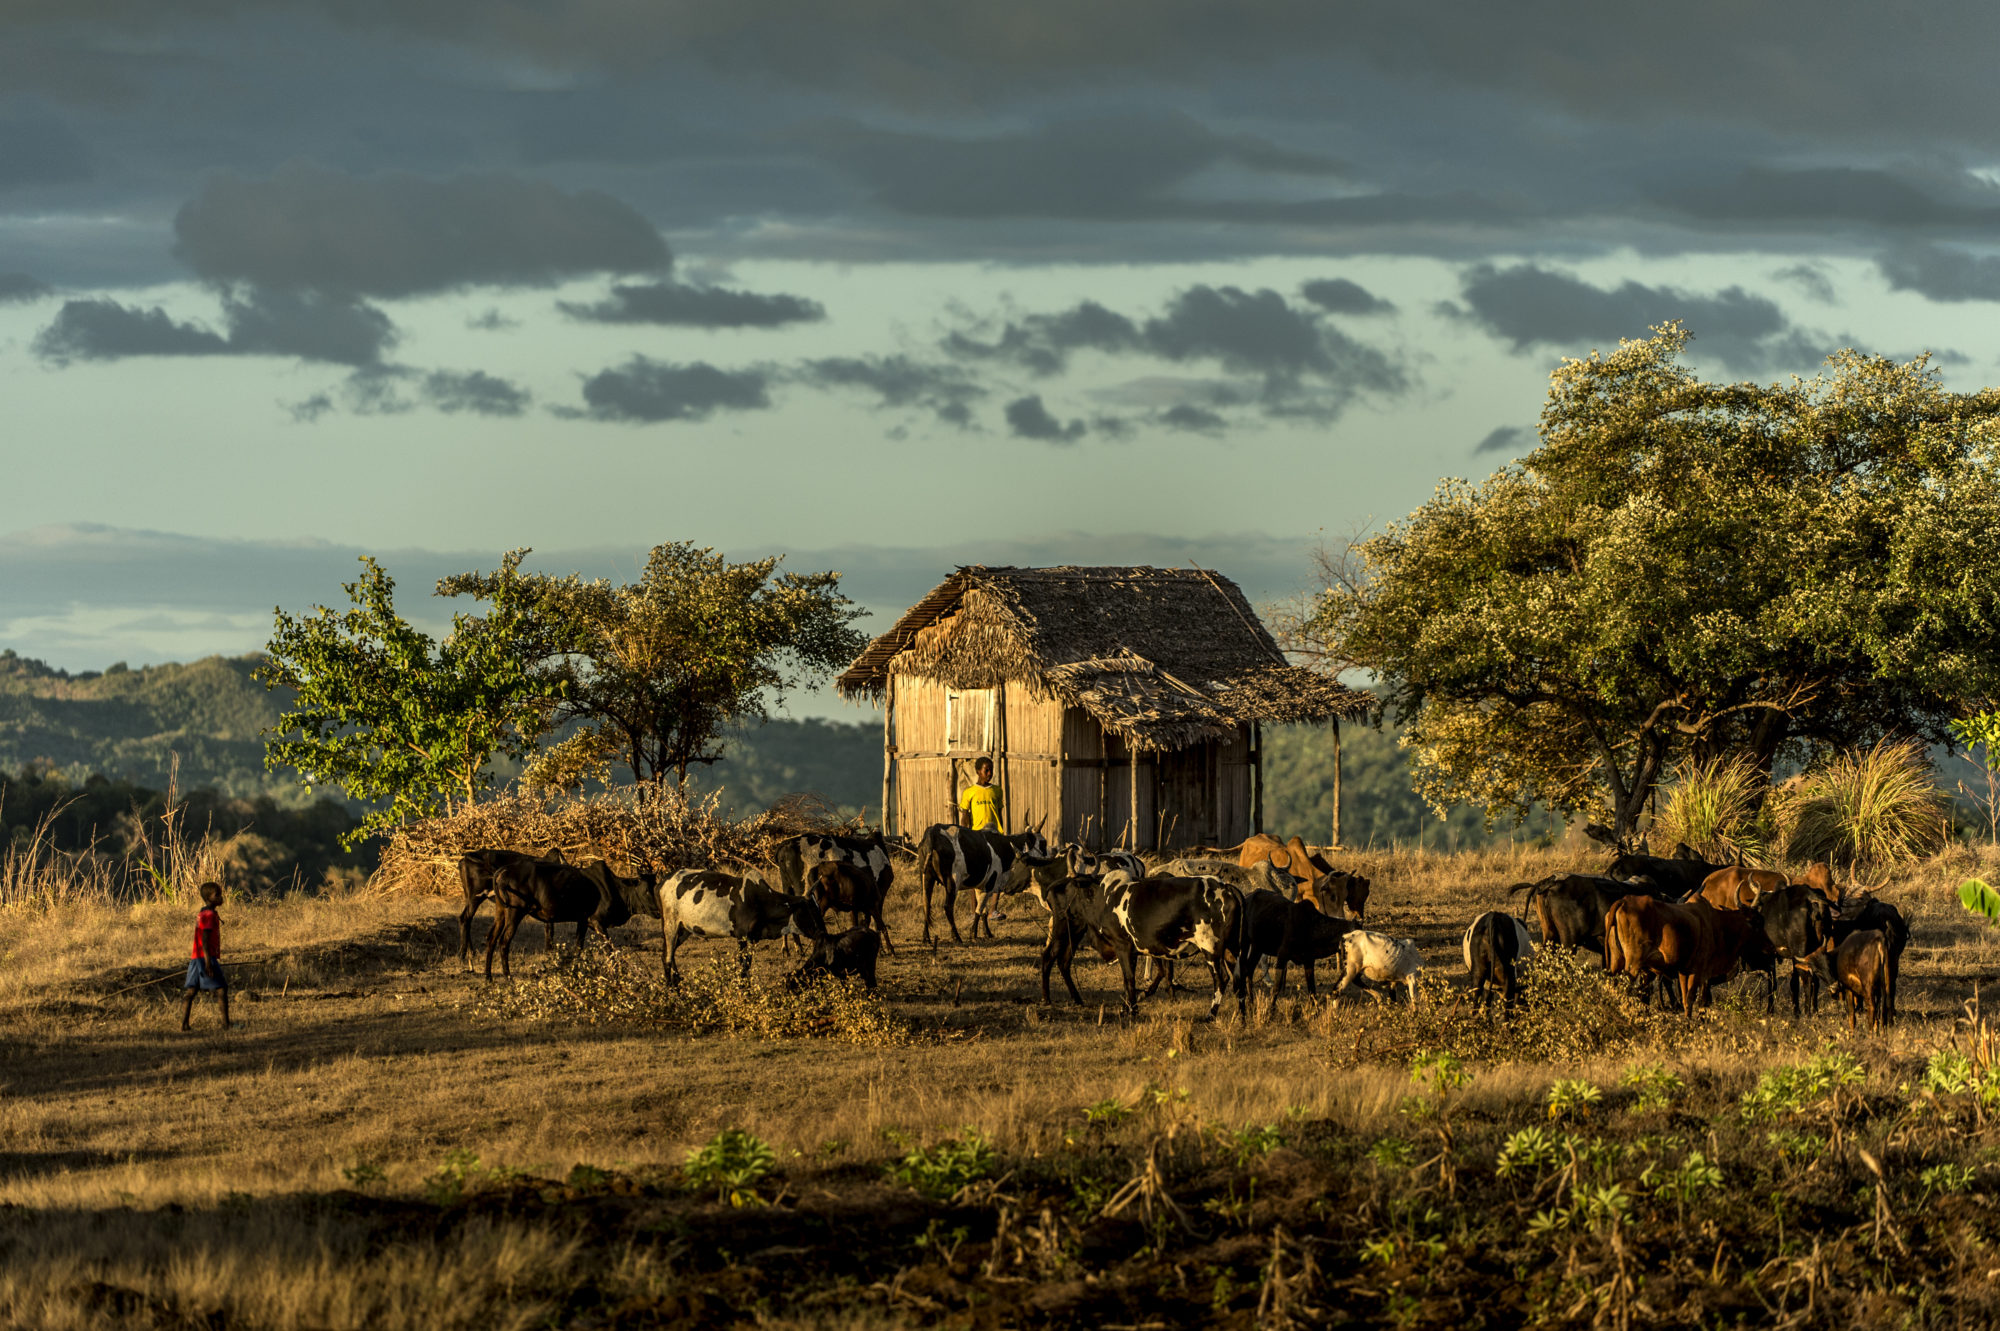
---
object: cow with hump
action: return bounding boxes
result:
[914,821,1057,945]
[1039,872,1247,1019]
[1602,894,1772,1017]
[656,867,826,984]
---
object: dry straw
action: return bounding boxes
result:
[1780,737,1951,870]
[1654,753,1767,865]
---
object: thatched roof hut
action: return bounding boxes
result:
[838,565,1371,850]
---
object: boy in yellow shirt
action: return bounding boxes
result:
[957,757,1004,832]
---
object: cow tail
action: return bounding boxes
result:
[1231,887,1251,996]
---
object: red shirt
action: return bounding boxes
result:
[192,907,221,961]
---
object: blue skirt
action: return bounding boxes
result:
[184,960,227,991]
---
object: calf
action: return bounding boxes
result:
[1821,897,1910,1018]
[786,926,883,992]
[1602,895,1769,1017]
[1039,874,1246,1019]
[1462,911,1535,1013]
[1831,929,1892,1032]
[914,822,1056,944]
[483,857,653,980]
[1305,868,1371,922]
[657,868,825,983]
[1238,888,1360,999]
[1330,929,1424,1006]
[806,860,895,952]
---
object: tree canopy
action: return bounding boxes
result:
[1305,324,2000,840]
[257,552,567,846]
[439,542,869,789]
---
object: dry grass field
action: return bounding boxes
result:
[7,844,2000,1328]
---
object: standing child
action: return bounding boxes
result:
[956,756,1005,833]
[182,881,231,1031]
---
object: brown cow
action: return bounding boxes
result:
[1690,866,1790,911]
[1831,929,1892,1032]
[806,860,894,953]
[1602,894,1770,1018]
[1238,834,1368,921]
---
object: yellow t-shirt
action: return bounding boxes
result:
[958,781,1004,832]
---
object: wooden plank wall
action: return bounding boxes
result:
[1003,688,1063,836]
[892,675,954,835]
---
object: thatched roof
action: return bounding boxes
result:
[836,565,1372,750]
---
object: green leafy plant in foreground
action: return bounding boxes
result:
[890,1128,994,1200]
[684,1128,777,1207]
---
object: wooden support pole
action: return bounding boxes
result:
[1251,722,1263,836]
[1128,744,1139,852]
[1330,717,1343,850]
[996,681,1010,832]
[880,676,895,836]
[1097,726,1109,850]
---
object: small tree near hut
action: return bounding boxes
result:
[258,552,569,846]
[440,542,869,790]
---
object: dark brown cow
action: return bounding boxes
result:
[806,860,894,953]
[1602,894,1770,1018]
[1831,929,1892,1032]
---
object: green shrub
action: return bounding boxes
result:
[890,1128,994,1200]
[684,1128,776,1206]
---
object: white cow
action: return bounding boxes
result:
[1331,929,1424,1006]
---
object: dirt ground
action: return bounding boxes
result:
[6,846,2000,1327]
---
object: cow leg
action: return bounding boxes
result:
[494,912,522,979]
[1270,956,1289,1000]
[1117,947,1140,1016]
[874,901,895,956]
[738,938,754,979]
[459,897,481,968]
[664,924,688,985]
[483,908,509,981]
[943,884,966,946]
[921,874,937,947]
[1206,952,1230,1021]
[1141,957,1169,999]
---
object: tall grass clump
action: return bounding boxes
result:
[1654,754,1766,863]
[1781,738,1950,870]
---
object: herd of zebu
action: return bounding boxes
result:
[455,828,1910,1033]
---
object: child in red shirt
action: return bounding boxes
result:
[181,881,231,1031]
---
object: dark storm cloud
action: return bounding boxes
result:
[0,103,91,189]
[560,280,825,329]
[949,284,1407,421]
[1876,244,2000,303]
[0,273,53,303]
[1655,166,2000,229]
[1473,425,1531,456]
[795,355,984,425]
[814,110,1343,221]
[575,357,771,423]
[1300,278,1394,315]
[1453,264,1831,374]
[1004,394,1086,444]
[173,164,670,297]
[1159,404,1227,434]
[33,289,395,366]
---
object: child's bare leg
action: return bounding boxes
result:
[219,987,232,1029]
[181,990,196,1030]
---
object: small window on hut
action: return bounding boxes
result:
[945,688,996,752]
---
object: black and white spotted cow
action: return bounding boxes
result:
[656,868,825,983]
[1038,873,1247,1019]
[1462,911,1535,1012]
[914,823,1057,944]
[1064,845,1148,880]
[1166,857,1302,900]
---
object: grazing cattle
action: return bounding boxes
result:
[1821,897,1910,1017]
[786,926,883,992]
[1726,882,1836,1017]
[1602,895,1770,1017]
[1831,929,1892,1032]
[805,860,895,953]
[657,868,825,983]
[1510,873,1672,952]
[914,823,1055,944]
[1462,912,1536,1012]
[770,830,895,912]
[1607,844,1726,900]
[1039,874,1246,1018]
[1238,889,1360,999]
[1166,857,1301,900]
[458,848,564,965]
[1689,866,1791,911]
[1236,834,1369,920]
[483,857,654,981]
[1330,930,1424,1006]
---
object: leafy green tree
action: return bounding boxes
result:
[1306,325,2000,841]
[258,552,568,845]
[440,542,869,789]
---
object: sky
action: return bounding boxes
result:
[7,2,2000,717]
